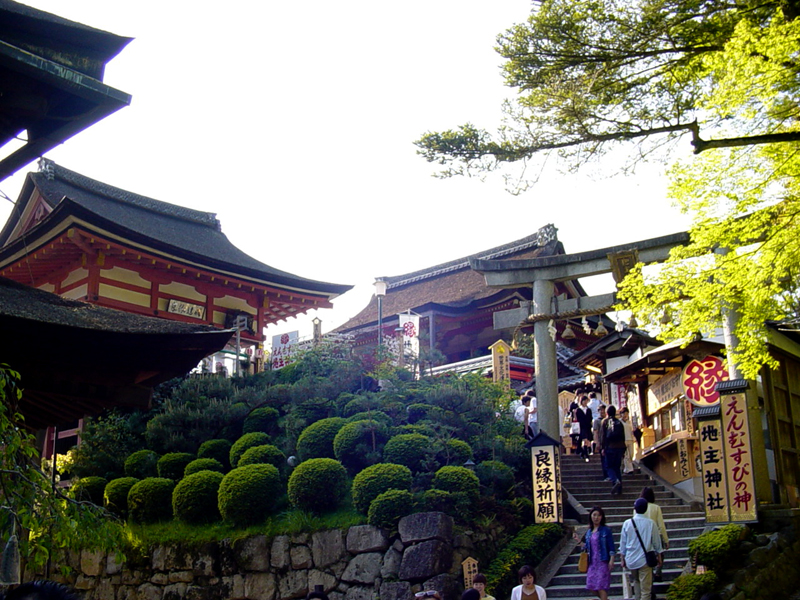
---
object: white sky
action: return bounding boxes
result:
[0,1,691,345]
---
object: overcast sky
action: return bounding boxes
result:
[0,1,690,344]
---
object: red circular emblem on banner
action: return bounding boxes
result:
[681,355,728,406]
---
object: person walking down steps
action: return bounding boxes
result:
[574,506,616,600]
[576,395,593,461]
[603,406,626,495]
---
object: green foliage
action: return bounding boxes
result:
[243,406,280,435]
[157,452,195,480]
[407,403,435,424]
[70,409,149,479]
[70,476,108,505]
[687,524,746,571]
[103,477,139,517]
[128,477,176,524]
[218,464,282,527]
[198,439,232,469]
[351,463,413,514]
[665,572,719,600]
[475,460,515,497]
[347,411,393,427]
[172,470,224,524]
[383,433,433,472]
[124,449,160,479]
[296,417,347,461]
[229,432,271,468]
[287,458,349,514]
[417,376,503,439]
[437,438,473,466]
[333,419,389,473]
[238,444,286,472]
[419,488,472,521]
[367,488,414,530]
[433,465,480,500]
[484,523,565,600]
[342,395,382,417]
[184,458,225,477]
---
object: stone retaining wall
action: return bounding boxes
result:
[40,513,497,600]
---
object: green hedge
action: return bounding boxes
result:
[184,458,225,477]
[437,438,473,466]
[229,432,271,468]
[172,470,224,524]
[333,419,389,473]
[198,439,232,469]
[484,523,565,600]
[688,524,746,571]
[71,476,107,505]
[419,488,472,521]
[432,465,480,500]
[296,417,346,461]
[124,449,160,479]
[127,477,175,524]
[103,477,138,517]
[368,489,414,530]
[287,458,348,514]
[475,460,515,497]
[157,452,195,480]
[218,464,282,527]
[383,433,432,472]
[352,463,412,514]
[243,407,280,435]
[238,444,286,472]
[665,572,719,600]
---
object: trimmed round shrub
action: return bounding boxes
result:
[333,419,389,473]
[407,403,435,423]
[665,572,718,600]
[238,444,286,471]
[157,452,195,480]
[368,489,413,530]
[124,449,159,479]
[342,396,381,417]
[437,438,473,466]
[287,458,348,514]
[243,407,280,435]
[229,432,271,468]
[475,460,515,497]
[296,417,346,461]
[198,439,232,469]
[352,463,413,514]
[218,464,282,527]
[128,477,175,524]
[383,433,432,472]
[104,477,138,517]
[433,466,480,500]
[347,411,393,426]
[184,458,225,477]
[173,470,224,524]
[71,476,107,505]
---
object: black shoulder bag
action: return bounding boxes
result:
[631,519,659,568]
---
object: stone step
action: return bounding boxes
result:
[561,545,690,565]
[593,505,698,518]
[545,577,676,598]
[552,562,686,586]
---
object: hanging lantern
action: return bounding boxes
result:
[594,319,608,336]
[562,321,576,339]
[629,314,638,328]
[660,308,672,325]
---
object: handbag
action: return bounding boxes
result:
[577,551,589,573]
[631,519,660,568]
[570,422,580,435]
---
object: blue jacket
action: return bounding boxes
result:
[583,525,616,562]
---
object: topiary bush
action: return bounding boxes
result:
[238,444,286,472]
[342,395,381,417]
[218,464,282,527]
[383,433,432,473]
[475,460,515,497]
[407,403,435,423]
[124,449,160,479]
[433,465,480,500]
[419,488,473,520]
[346,411,393,426]
[287,458,348,514]
[665,572,719,600]
[351,463,413,514]
[688,524,746,572]
[172,470,224,524]
[103,476,138,517]
[367,489,414,530]
[184,458,225,477]
[71,476,107,505]
[437,438,473,466]
[333,419,389,473]
[296,417,347,461]
[229,432,271,468]
[198,439,232,469]
[127,477,175,524]
[242,407,280,435]
[157,452,195,480]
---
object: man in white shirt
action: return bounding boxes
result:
[620,498,663,600]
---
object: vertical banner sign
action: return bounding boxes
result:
[699,419,729,523]
[532,446,562,523]
[271,331,298,369]
[677,438,691,479]
[489,340,512,384]
[398,313,420,374]
[719,388,758,522]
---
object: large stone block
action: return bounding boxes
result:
[380,581,411,600]
[380,545,402,579]
[192,543,218,577]
[137,583,163,600]
[117,586,136,600]
[343,587,373,600]
[244,572,276,600]
[346,526,389,554]
[341,553,382,585]
[151,573,169,586]
[398,512,453,545]
[399,540,452,582]
[222,575,244,600]
[271,536,291,570]
[75,575,95,591]
[81,550,106,577]
[169,571,194,584]
[163,583,187,600]
[423,573,458,600]
[278,569,309,599]
[291,545,313,570]
[308,569,337,593]
[234,536,271,572]
[94,579,115,600]
[107,553,123,576]
[217,539,238,577]
[312,530,346,568]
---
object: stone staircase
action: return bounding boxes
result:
[545,453,705,600]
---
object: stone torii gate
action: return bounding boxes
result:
[470,228,690,439]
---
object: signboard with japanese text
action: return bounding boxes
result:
[271,331,298,370]
[490,340,512,384]
[699,418,730,523]
[398,313,420,375]
[462,557,479,589]
[167,298,206,320]
[683,356,728,407]
[647,368,683,414]
[532,446,562,523]
[677,438,691,480]
[720,389,758,522]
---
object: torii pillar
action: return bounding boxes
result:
[470,228,690,440]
